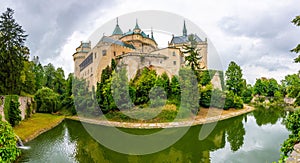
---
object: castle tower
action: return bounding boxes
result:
[111,17,123,39]
[73,41,91,78]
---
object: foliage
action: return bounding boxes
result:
[242,84,253,104]
[183,44,203,71]
[8,97,21,127]
[111,68,133,110]
[20,61,36,95]
[60,73,76,115]
[224,91,243,110]
[178,68,199,114]
[0,8,29,94]
[225,61,245,96]
[0,120,21,162]
[199,84,213,108]
[169,76,180,104]
[280,110,300,161]
[132,68,157,105]
[253,78,280,97]
[4,95,21,126]
[35,87,59,113]
[290,15,300,62]
[281,73,300,98]
[74,78,99,115]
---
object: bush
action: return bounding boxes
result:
[35,87,59,113]
[8,99,21,127]
[224,91,243,109]
[199,84,213,108]
[4,95,21,127]
[0,121,21,162]
[280,110,300,161]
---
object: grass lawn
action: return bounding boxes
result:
[13,113,65,142]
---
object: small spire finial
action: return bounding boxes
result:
[151,27,154,40]
[183,20,187,37]
[117,17,119,25]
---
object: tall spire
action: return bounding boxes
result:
[151,27,154,40]
[133,19,141,33]
[112,17,123,35]
[183,20,187,37]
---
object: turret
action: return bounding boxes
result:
[133,19,141,33]
[73,41,91,78]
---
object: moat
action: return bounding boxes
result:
[17,107,289,163]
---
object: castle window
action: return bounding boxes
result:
[122,51,125,55]
[160,60,162,64]
[173,61,176,65]
[91,67,92,72]
[113,51,116,56]
[173,51,176,56]
[95,53,97,58]
[102,50,107,56]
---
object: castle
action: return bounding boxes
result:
[73,18,208,88]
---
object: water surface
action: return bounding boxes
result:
[17,108,289,163]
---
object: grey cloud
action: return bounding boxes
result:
[1,0,116,61]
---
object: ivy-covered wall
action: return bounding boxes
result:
[0,95,34,122]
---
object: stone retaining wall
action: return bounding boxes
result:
[0,95,33,121]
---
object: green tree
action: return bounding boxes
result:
[291,15,300,62]
[111,68,133,110]
[169,76,180,103]
[35,87,59,113]
[178,68,199,114]
[225,61,245,96]
[8,98,21,127]
[33,62,45,90]
[44,63,56,90]
[281,73,300,98]
[53,67,66,94]
[280,110,300,161]
[0,8,29,94]
[133,68,157,105]
[183,44,203,71]
[242,84,253,104]
[253,78,268,96]
[20,61,36,95]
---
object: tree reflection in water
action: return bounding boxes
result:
[65,114,247,163]
[253,105,286,126]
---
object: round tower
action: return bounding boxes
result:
[73,41,91,78]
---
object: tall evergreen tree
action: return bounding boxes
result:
[0,8,29,94]
[225,61,245,96]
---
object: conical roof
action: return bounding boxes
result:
[112,18,123,35]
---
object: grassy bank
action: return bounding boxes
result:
[13,113,64,143]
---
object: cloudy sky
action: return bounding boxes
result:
[0,0,299,84]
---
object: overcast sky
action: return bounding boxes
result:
[0,0,299,84]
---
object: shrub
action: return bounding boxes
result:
[8,99,21,127]
[4,95,21,127]
[0,121,21,162]
[35,87,59,113]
